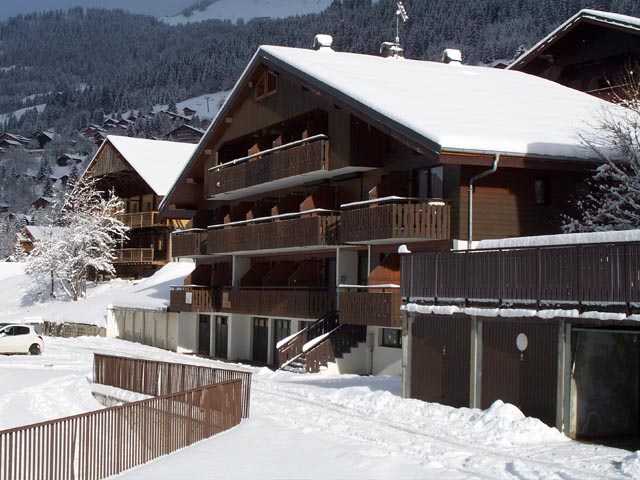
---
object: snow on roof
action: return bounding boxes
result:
[161,44,630,211]
[476,229,640,250]
[102,136,196,196]
[260,45,620,159]
[24,225,65,241]
[508,9,640,70]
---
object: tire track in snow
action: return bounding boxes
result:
[251,383,625,480]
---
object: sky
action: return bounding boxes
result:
[0,0,197,20]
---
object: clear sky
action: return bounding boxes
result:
[0,1,198,20]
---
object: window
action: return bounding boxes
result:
[255,70,278,100]
[414,166,444,199]
[534,178,550,205]
[381,328,402,348]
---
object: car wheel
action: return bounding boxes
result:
[29,343,41,355]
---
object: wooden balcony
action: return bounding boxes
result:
[341,199,450,244]
[116,211,165,229]
[401,242,640,309]
[339,286,402,327]
[208,212,339,254]
[114,248,155,264]
[169,286,220,313]
[222,288,336,319]
[172,229,208,257]
[206,138,329,198]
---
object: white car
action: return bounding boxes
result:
[0,324,44,355]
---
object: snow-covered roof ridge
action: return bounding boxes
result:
[160,42,629,211]
[100,136,196,197]
[476,229,640,250]
[508,9,640,70]
[260,44,618,159]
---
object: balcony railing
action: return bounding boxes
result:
[208,211,339,254]
[172,229,208,257]
[222,288,336,319]
[341,198,450,243]
[206,137,329,197]
[114,248,154,264]
[116,211,164,229]
[401,242,640,308]
[170,285,220,313]
[339,285,402,327]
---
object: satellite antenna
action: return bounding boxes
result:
[395,1,409,45]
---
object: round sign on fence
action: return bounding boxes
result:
[516,333,528,352]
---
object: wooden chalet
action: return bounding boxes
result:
[162,124,205,144]
[84,135,195,277]
[508,9,640,101]
[158,36,634,442]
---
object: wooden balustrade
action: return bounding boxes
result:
[169,286,220,313]
[114,248,154,264]
[401,242,640,308]
[116,211,164,228]
[339,288,402,327]
[206,139,329,197]
[208,213,339,254]
[341,201,450,243]
[222,288,336,319]
[172,230,208,257]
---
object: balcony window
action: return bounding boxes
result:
[255,70,278,101]
[381,328,402,348]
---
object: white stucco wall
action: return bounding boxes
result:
[177,312,198,354]
[228,314,251,361]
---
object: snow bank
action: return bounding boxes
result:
[477,229,640,250]
[0,262,194,327]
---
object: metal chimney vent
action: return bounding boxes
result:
[442,49,462,64]
[313,34,334,51]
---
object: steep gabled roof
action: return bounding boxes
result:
[160,44,627,210]
[89,136,196,197]
[508,9,640,72]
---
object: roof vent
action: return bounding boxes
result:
[442,48,462,64]
[313,34,334,51]
[380,41,404,58]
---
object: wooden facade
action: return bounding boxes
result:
[508,10,640,101]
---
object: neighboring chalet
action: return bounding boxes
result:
[13,225,63,254]
[163,124,205,144]
[84,135,195,278]
[158,29,628,441]
[56,153,86,168]
[508,9,640,101]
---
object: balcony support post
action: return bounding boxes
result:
[402,310,412,399]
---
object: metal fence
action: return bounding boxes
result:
[401,242,640,308]
[93,353,252,419]
[0,354,251,480]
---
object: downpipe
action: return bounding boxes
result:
[468,153,500,247]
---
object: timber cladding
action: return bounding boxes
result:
[410,314,470,408]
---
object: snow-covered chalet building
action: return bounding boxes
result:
[156,31,640,446]
[84,135,195,277]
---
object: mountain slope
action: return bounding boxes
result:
[163,0,335,25]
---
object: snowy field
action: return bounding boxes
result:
[0,263,640,478]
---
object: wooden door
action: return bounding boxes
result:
[253,317,269,363]
[215,315,228,359]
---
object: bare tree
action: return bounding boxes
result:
[563,71,640,232]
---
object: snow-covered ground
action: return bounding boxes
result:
[0,262,194,327]
[0,103,46,124]
[1,263,640,478]
[155,91,229,120]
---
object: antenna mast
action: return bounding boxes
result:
[395,0,409,45]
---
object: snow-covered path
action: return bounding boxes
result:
[2,336,637,479]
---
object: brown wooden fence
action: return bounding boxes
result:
[401,242,640,308]
[0,354,250,480]
[93,354,251,419]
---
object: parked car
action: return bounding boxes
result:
[0,324,44,355]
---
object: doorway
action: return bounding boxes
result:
[253,317,269,363]
[198,314,211,356]
[272,319,291,366]
[215,315,228,359]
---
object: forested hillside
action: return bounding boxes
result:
[1,0,638,136]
